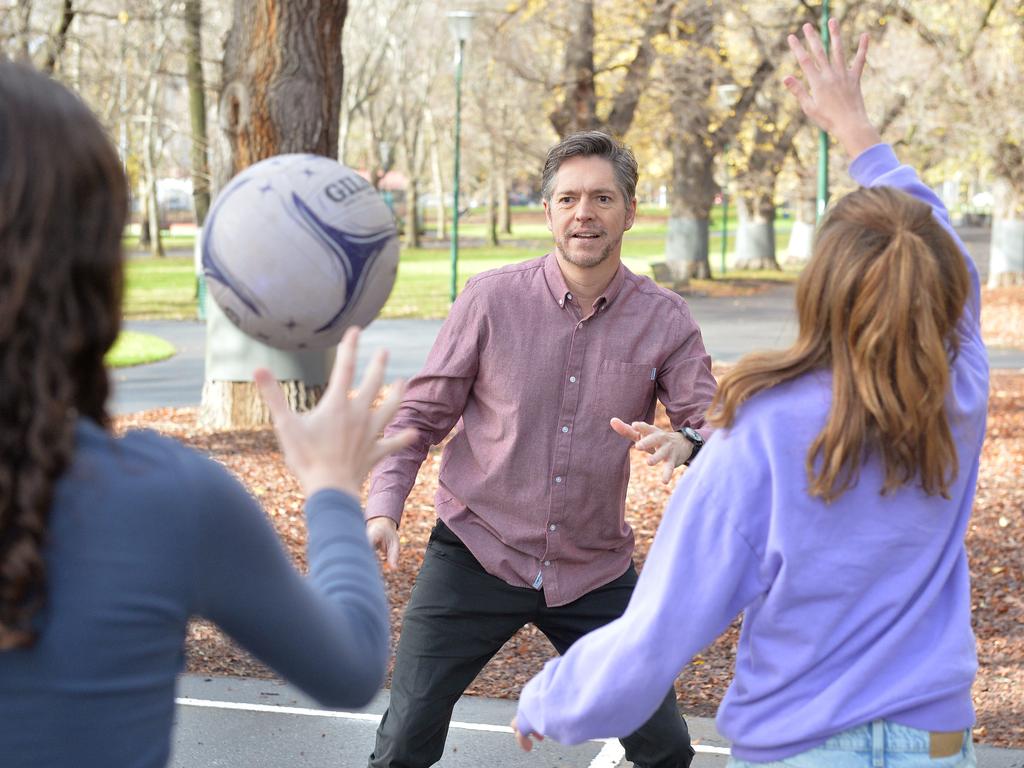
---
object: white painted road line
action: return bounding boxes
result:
[175,696,732,759]
[589,740,626,767]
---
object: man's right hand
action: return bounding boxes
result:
[366,516,400,568]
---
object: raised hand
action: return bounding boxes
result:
[255,327,415,499]
[783,18,882,159]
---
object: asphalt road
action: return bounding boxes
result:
[170,675,729,768]
[170,675,1024,768]
[114,282,1023,415]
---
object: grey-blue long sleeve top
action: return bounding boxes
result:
[0,419,389,767]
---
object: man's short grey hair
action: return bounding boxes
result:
[540,131,639,204]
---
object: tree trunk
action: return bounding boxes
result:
[139,187,152,247]
[989,144,1024,286]
[15,0,31,62]
[204,0,348,430]
[405,176,421,249]
[733,191,780,271]
[199,380,323,429]
[548,0,596,136]
[184,0,211,227]
[218,0,346,177]
[785,195,817,266]
[143,69,165,259]
[429,116,446,240]
[989,216,1024,286]
[665,133,716,281]
[486,142,498,246]
[40,0,74,74]
[499,145,512,236]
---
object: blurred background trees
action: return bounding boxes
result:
[2,0,1020,285]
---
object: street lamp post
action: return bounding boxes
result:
[817,0,831,220]
[378,140,394,214]
[447,11,475,304]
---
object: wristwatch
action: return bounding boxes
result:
[678,426,704,466]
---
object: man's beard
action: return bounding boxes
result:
[553,232,622,268]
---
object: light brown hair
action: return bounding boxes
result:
[0,61,126,649]
[709,186,970,502]
[541,131,638,204]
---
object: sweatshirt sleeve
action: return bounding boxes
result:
[515,436,768,743]
[189,456,389,710]
[849,143,982,339]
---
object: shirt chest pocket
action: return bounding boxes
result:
[592,359,657,424]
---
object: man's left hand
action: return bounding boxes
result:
[610,418,693,484]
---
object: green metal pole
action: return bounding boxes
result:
[817,0,831,220]
[450,39,465,304]
[720,143,729,276]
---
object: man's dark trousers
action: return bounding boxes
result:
[368,520,694,768]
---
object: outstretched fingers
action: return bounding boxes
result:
[801,22,830,71]
[371,428,417,466]
[828,18,846,72]
[354,348,389,412]
[850,32,869,80]
[783,73,813,113]
[787,32,817,82]
[325,327,361,405]
[255,368,293,429]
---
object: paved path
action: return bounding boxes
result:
[170,675,1024,768]
[170,675,731,768]
[113,284,1023,415]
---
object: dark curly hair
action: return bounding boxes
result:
[0,61,126,649]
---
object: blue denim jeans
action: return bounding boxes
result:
[727,720,976,767]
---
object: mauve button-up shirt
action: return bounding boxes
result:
[367,253,716,606]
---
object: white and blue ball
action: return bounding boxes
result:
[202,153,399,350]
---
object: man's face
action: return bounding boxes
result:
[544,155,637,270]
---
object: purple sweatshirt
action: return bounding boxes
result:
[515,144,989,762]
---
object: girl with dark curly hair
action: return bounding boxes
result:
[0,60,409,767]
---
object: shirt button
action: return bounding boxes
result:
[549,524,557,531]
[561,426,569,433]
[544,560,551,567]
[554,476,563,484]
[569,376,577,383]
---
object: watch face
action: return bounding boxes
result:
[683,427,703,445]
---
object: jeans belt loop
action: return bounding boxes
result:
[871,719,885,768]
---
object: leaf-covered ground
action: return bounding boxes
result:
[117,362,1024,749]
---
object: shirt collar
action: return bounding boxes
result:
[542,252,627,311]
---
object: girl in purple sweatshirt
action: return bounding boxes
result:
[514,21,985,767]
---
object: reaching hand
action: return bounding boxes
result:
[610,418,693,484]
[511,717,543,752]
[255,327,415,499]
[783,19,882,159]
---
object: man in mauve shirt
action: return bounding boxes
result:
[365,131,717,768]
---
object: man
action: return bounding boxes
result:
[366,131,716,768]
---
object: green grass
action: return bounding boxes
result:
[119,213,801,320]
[123,233,197,250]
[123,256,197,319]
[105,330,176,368]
